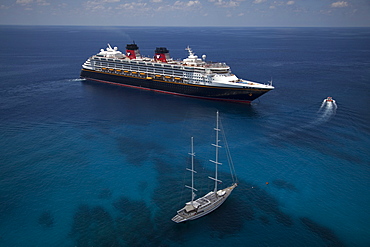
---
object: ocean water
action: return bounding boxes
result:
[0,26,369,247]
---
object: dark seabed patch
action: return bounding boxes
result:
[116,136,163,166]
[98,188,112,199]
[207,196,255,237]
[300,217,346,247]
[272,179,299,192]
[153,157,175,175]
[38,210,54,228]
[258,215,270,224]
[113,196,162,247]
[138,181,148,193]
[70,204,120,247]
[113,197,151,218]
[235,180,294,227]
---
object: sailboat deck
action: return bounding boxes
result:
[172,184,237,223]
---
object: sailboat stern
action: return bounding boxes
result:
[171,214,186,223]
[172,201,200,223]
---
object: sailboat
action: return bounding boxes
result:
[172,111,238,223]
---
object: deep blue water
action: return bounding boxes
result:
[0,26,369,247]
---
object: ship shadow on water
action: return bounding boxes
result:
[81,78,262,122]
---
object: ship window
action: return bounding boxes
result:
[210,69,229,73]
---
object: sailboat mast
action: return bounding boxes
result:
[209,111,223,193]
[190,137,195,203]
[214,111,219,192]
[186,137,197,204]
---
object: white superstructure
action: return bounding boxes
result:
[82,44,274,90]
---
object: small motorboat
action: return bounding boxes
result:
[325,97,333,102]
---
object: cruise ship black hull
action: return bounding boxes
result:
[80,69,271,103]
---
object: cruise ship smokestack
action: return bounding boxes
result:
[126,44,141,59]
[154,47,170,63]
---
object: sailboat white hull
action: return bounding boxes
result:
[172,183,237,223]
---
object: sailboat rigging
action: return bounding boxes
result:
[172,111,238,223]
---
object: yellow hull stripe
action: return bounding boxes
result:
[81,69,269,91]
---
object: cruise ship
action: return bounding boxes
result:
[80,43,274,103]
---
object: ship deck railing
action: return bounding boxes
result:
[91,55,229,69]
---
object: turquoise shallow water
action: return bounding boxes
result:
[0,26,369,246]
